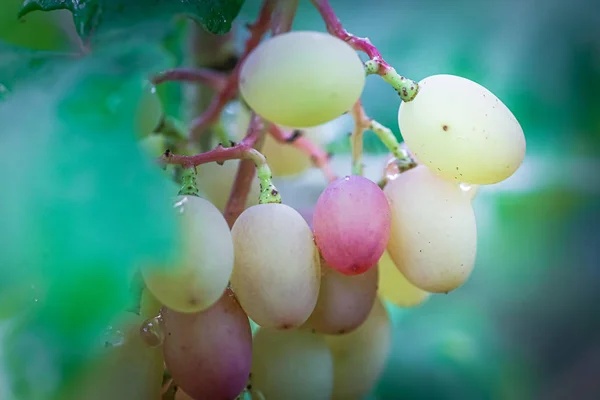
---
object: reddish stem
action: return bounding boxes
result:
[309,0,392,75]
[223,115,266,227]
[189,0,276,142]
[151,68,228,90]
[267,124,337,182]
[162,116,262,168]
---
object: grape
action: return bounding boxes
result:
[398,74,525,185]
[162,290,252,400]
[230,203,320,329]
[142,195,234,312]
[384,165,477,293]
[65,312,164,400]
[377,250,430,308]
[196,160,261,212]
[239,31,366,128]
[138,133,166,157]
[302,259,378,334]
[252,328,333,400]
[135,82,163,138]
[326,298,391,400]
[313,176,391,275]
[261,132,312,177]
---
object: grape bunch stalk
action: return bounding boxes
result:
[103,0,526,398]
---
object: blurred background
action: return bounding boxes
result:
[1,0,599,398]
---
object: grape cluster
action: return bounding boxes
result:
[108,29,525,400]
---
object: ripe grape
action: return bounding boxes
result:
[65,312,164,400]
[230,203,320,329]
[162,290,252,400]
[313,176,390,275]
[196,160,261,212]
[384,166,477,293]
[398,74,525,184]
[142,195,234,313]
[377,250,429,307]
[326,298,391,400]
[239,31,366,128]
[252,328,333,400]
[135,82,163,138]
[302,259,378,334]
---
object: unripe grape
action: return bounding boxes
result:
[384,166,477,293]
[252,328,333,400]
[135,82,163,138]
[377,250,430,307]
[240,31,365,128]
[142,195,234,313]
[231,203,320,329]
[399,74,525,184]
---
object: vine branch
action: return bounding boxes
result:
[350,100,369,175]
[151,68,228,90]
[309,0,419,101]
[188,0,277,143]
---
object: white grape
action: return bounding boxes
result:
[399,74,525,184]
[384,166,477,293]
[240,31,365,128]
[377,250,430,308]
[252,328,333,400]
[326,298,391,400]
[142,195,234,312]
[230,203,320,329]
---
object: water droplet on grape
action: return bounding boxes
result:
[140,315,165,347]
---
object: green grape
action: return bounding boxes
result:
[196,160,261,213]
[139,288,161,319]
[64,312,164,400]
[138,133,167,157]
[377,250,430,308]
[384,165,477,293]
[239,31,366,128]
[398,74,526,185]
[326,298,391,400]
[142,195,234,313]
[252,328,334,400]
[135,82,163,138]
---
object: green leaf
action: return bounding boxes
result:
[0,39,179,399]
[18,0,245,41]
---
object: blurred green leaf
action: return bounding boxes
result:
[18,0,245,41]
[0,39,179,399]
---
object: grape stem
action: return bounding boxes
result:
[162,114,282,204]
[267,123,337,182]
[271,0,299,35]
[151,68,228,91]
[188,0,277,143]
[350,100,369,175]
[309,0,419,101]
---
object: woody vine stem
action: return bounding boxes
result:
[157,0,418,227]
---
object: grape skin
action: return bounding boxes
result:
[302,259,378,335]
[230,203,321,329]
[135,82,163,139]
[326,298,391,400]
[239,31,366,128]
[377,250,430,308]
[384,166,477,293]
[142,195,234,313]
[313,175,391,275]
[252,328,334,400]
[399,74,525,185]
[196,160,261,212]
[162,290,252,400]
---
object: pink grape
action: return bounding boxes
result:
[313,176,391,275]
[302,259,378,335]
[162,289,252,400]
